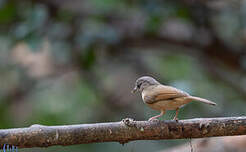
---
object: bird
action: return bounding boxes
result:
[132,76,216,121]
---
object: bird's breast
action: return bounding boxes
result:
[141,92,145,102]
[141,90,150,103]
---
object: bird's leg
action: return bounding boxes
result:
[148,110,165,121]
[173,108,180,121]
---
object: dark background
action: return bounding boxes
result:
[0,0,246,151]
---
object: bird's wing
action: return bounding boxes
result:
[144,85,189,104]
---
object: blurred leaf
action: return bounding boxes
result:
[29,4,48,29]
[176,7,190,19]
[57,9,75,23]
[30,75,99,125]
[0,104,11,128]
[91,0,126,13]
[145,15,162,34]
[78,47,96,70]
[0,1,17,24]
[24,33,43,51]
[13,4,47,39]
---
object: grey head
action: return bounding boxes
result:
[132,76,160,93]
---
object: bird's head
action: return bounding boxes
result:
[132,76,160,93]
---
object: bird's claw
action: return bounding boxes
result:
[173,118,179,122]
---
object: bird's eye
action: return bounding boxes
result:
[137,83,141,88]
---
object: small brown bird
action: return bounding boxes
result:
[132,76,216,121]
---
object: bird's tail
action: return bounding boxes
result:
[188,96,216,106]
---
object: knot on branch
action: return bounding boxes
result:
[122,118,136,127]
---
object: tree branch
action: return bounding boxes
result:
[1,117,246,148]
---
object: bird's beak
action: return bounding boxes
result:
[131,86,138,93]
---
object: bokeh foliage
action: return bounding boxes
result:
[0,0,246,151]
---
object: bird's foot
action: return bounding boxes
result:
[173,117,179,122]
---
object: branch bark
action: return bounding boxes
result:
[1,117,246,148]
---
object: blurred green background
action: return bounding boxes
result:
[1,0,246,151]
